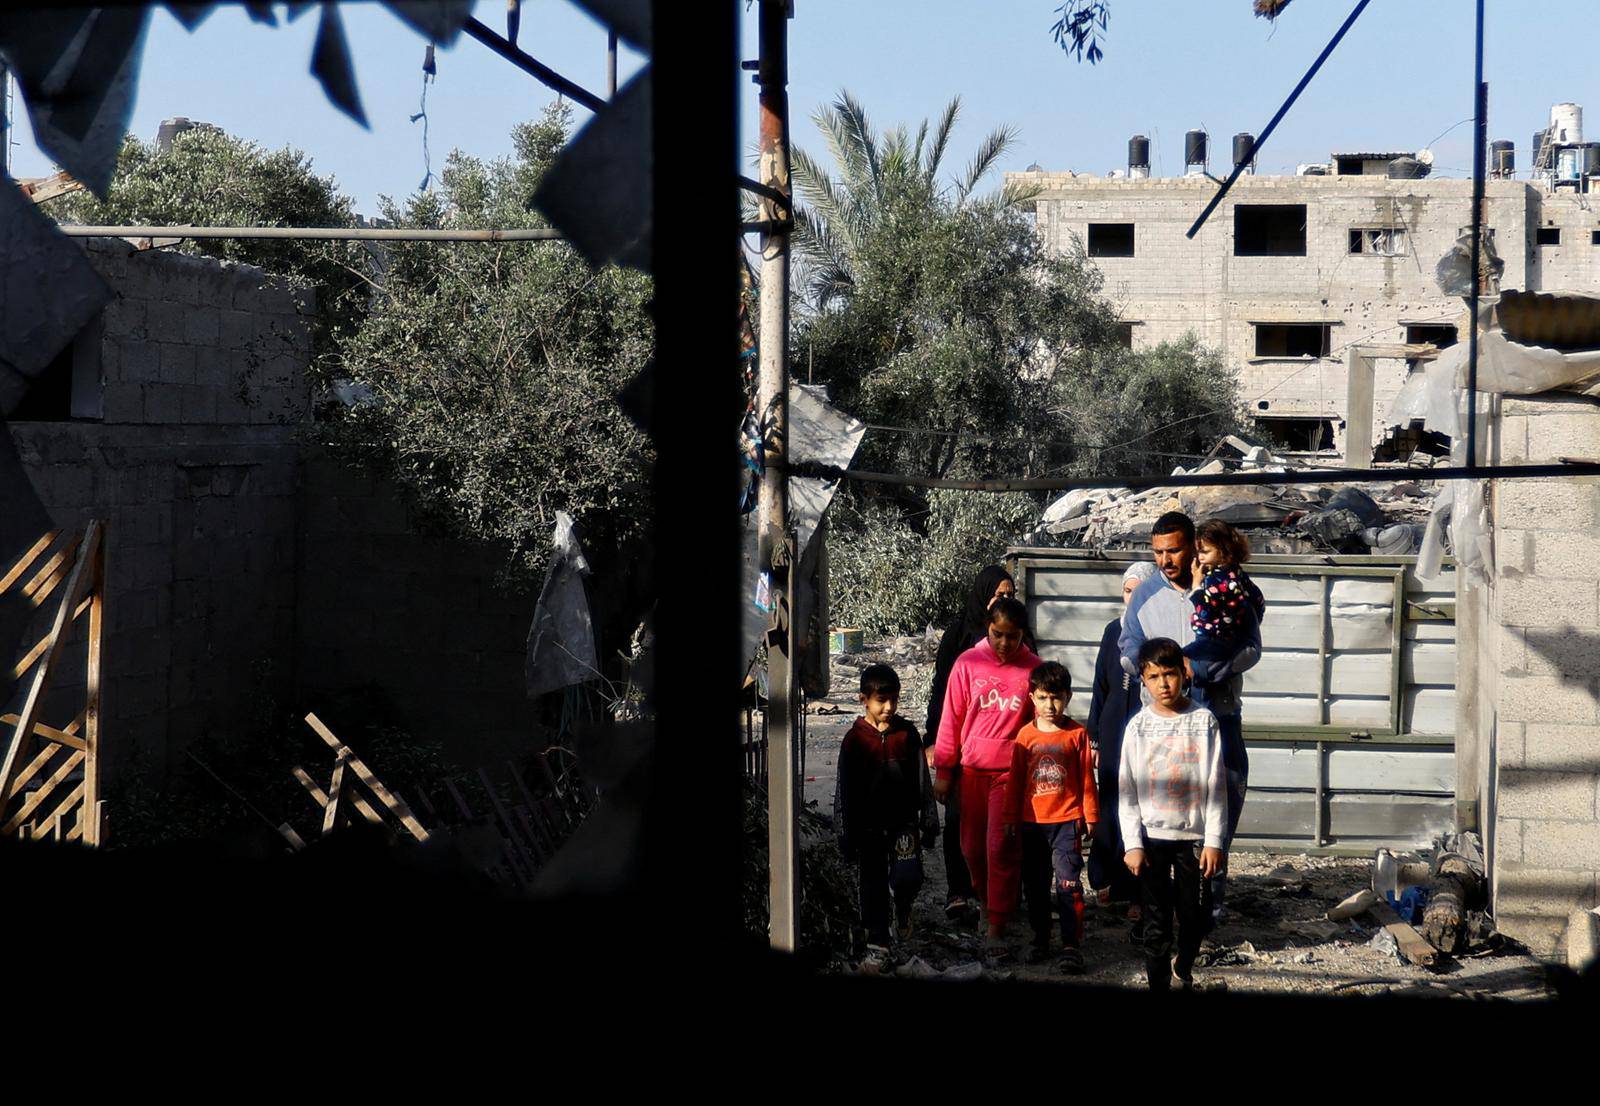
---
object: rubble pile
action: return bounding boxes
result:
[1019,436,1441,556]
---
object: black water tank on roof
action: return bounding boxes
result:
[1490,139,1514,176]
[1185,129,1207,166]
[1128,135,1150,170]
[1388,156,1427,179]
[1233,132,1255,168]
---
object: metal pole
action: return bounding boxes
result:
[52,225,563,242]
[756,0,798,954]
[1,61,9,176]
[1465,0,1487,468]
[608,30,618,98]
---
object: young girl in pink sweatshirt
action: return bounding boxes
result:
[932,595,1042,953]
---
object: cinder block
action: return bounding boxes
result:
[1495,528,1532,573]
[146,300,186,343]
[158,343,196,385]
[1497,575,1597,628]
[116,340,160,383]
[1524,821,1600,869]
[1496,814,1524,861]
[101,383,143,424]
[1498,768,1597,820]
[177,384,218,424]
[1495,912,1569,959]
[1522,724,1600,773]
[218,309,254,350]
[1524,626,1600,679]
[183,306,221,347]
[1498,674,1600,724]
[1498,478,1598,532]
[1495,861,1596,915]
[143,384,182,424]
[1568,906,1600,972]
[1533,531,1600,579]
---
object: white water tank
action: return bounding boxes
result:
[1551,102,1583,145]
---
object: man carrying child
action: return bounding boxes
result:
[1119,638,1229,992]
[1003,661,1097,974]
[834,664,941,952]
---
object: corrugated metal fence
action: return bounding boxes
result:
[1010,549,1457,855]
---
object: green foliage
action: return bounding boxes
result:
[828,489,1039,636]
[793,93,1242,636]
[329,104,654,583]
[50,129,366,370]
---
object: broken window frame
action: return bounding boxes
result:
[1253,414,1337,452]
[1347,226,1408,256]
[1086,222,1135,257]
[1252,322,1333,359]
[1233,203,1308,257]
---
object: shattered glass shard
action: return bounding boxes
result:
[534,66,652,272]
[0,171,113,385]
[309,1,368,128]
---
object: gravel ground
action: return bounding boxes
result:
[799,647,1553,1001]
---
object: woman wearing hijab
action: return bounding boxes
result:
[1085,560,1157,916]
[925,564,1018,920]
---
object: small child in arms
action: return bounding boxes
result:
[1184,518,1266,690]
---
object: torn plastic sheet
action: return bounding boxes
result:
[0,171,113,406]
[311,2,367,128]
[0,7,151,196]
[525,511,599,698]
[739,384,867,678]
[534,66,652,273]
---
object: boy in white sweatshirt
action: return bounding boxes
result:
[1118,637,1228,992]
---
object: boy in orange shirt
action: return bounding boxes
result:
[1004,661,1099,973]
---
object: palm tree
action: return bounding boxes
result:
[788,92,1040,309]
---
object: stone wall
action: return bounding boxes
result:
[3,239,537,793]
[1484,391,1600,957]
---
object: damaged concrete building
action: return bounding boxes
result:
[1010,104,1600,461]
[2,236,533,790]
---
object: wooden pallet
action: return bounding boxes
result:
[0,524,107,844]
[278,712,432,850]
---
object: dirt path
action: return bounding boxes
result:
[802,650,1551,1000]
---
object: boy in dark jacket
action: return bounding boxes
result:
[836,664,940,949]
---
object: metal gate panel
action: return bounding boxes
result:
[1011,548,1458,854]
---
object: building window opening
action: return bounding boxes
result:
[1254,322,1331,358]
[1087,222,1135,257]
[1348,227,1407,255]
[1591,230,1600,245]
[1537,227,1561,246]
[1234,204,1307,256]
[1256,416,1336,452]
[1405,324,1458,349]
[1113,322,1135,349]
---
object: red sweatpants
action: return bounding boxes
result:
[959,768,1022,924]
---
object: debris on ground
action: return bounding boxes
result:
[1017,435,1445,555]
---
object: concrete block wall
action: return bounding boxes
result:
[1488,392,1600,957]
[85,239,314,427]
[1019,174,1539,423]
[4,238,537,795]
[295,451,534,764]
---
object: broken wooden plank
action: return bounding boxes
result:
[82,538,104,846]
[476,767,542,875]
[0,531,61,596]
[1369,900,1441,968]
[21,534,80,601]
[292,764,384,827]
[322,753,348,838]
[7,743,65,802]
[303,713,430,842]
[278,823,307,851]
[0,715,87,752]
[0,524,99,805]
[4,751,86,834]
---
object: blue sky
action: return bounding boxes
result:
[7,1,1600,215]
